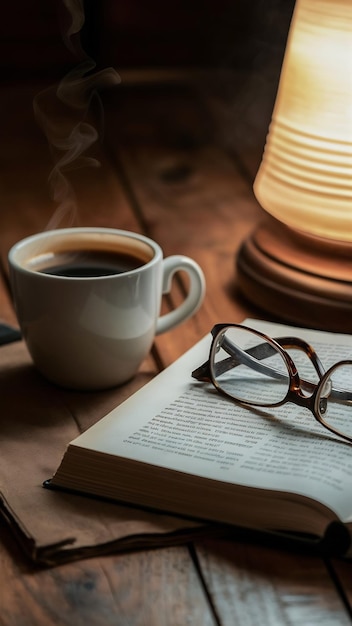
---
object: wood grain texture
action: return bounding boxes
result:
[195,539,352,626]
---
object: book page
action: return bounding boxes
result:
[73,319,352,523]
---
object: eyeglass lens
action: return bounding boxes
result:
[211,326,290,406]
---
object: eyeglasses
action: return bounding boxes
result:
[192,323,352,444]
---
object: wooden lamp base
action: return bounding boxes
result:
[236,219,352,333]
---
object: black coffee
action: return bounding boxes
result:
[36,250,145,277]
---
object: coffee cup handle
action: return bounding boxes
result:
[156,256,206,335]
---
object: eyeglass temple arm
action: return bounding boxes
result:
[192,336,317,394]
[192,337,288,382]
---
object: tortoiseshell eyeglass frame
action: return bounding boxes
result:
[192,323,352,444]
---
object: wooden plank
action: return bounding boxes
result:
[0,528,217,626]
[103,83,264,368]
[195,539,352,626]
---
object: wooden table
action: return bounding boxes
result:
[1,77,352,626]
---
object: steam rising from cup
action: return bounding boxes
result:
[33,0,120,229]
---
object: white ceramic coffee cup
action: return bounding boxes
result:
[8,227,205,390]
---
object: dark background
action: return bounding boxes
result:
[1,1,295,81]
[0,0,296,179]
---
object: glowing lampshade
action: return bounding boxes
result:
[253,0,352,242]
[237,0,352,331]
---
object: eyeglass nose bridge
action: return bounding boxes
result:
[285,378,319,412]
[286,374,334,425]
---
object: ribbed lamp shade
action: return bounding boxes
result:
[253,0,352,242]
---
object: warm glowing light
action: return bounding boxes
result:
[253,0,352,242]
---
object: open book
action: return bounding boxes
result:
[48,319,352,556]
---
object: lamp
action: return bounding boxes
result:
[237,0,352,332]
